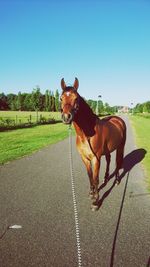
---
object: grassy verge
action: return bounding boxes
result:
[129,115,150,190]
[0,111,61,130]
[0,123,70,164]
[0,111,61,122]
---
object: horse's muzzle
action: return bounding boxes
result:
[61,112,73,124]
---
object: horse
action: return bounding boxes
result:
[60,77,126,210]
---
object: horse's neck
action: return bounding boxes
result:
[73,96,97,138]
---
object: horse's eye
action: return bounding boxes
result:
[60,97,62,101]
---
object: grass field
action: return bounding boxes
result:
[129,115,150,190]
[0,111,72,164]
[0,111,61,124]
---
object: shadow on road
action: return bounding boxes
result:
[97,148,147,209]
[118,148,147,182]
[147,256,150,267]
[96,148,147,267]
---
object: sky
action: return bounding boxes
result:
[0,0,150,107]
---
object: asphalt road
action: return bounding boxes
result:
[0,115,150,267]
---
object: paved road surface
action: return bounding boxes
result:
[0,116,150,267]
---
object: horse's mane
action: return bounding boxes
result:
[74,94,98,137]
[78,95,97,118]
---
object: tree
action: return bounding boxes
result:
[50,91,55,111]
[44,90,52,111]
[143,101,150,113]
[98,100,104,115]
[134,103,143,113]
[55,89,60,111]
[91,101,97,113]
[104,102,111,114]
[16,91,24,111]
[87,100,97,113]
[24,94,32,111]
[7,94,17,110]
[0,93,8,110]
[87,100,93,110]
[31,86,41,111]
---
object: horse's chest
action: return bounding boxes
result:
[76,138,94,160]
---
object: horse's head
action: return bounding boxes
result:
[60,78,79,124]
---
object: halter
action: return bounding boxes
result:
[61,87,80,115]
[72,92,80,114]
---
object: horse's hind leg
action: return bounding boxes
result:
[115,144,124,183]
[104,153,111,183]
[116,127,126,183]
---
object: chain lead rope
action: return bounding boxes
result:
[68,125,82,267]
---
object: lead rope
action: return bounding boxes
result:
[68,125,82,267]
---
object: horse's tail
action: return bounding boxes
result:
[122,121,127,147]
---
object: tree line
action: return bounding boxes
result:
[87,99,117,114]
[133,101,150,113]
[0,86,60,112]
[0,87,116,114]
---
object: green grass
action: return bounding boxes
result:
[129,115,150,190]
[0,123,70,164]
[0,111,61,124]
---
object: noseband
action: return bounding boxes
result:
[72,94,79,114]
[61,88,80,115]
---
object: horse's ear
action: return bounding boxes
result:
[73,77,79,90]
[61,78,66,91]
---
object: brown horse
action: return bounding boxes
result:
[60,78,126,210]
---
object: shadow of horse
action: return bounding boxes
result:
[147,256,150,267]
[97,148,147,267]
[97,148,147,210]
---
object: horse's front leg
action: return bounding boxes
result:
[81,156,94,198]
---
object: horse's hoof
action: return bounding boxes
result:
[88,193,94,200]
[103,174,109,183]
[91,204,99,211]
[103,178,108,184]
[115,179,120,186]
[93,193,99,201]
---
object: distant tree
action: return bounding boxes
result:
[49,91,52,111]
[112,106,119,113]
[109,106,116,114]
[50,92,55,111]
[134,103,143,113]
[104,102,111,114]
[16,91,24,111]
[143,101,150,113]
[0,93,8,110]
[98,100,104,114]
[146,101,150,112]
[7,94,17,110]
[44,90,50,111]
[31,86,41,111]
[24,94,33,111]
[86,100,96,113]
[92,101,97,113]
[55,89,60,111]
[40,94,45,111]
[87,99,93,110]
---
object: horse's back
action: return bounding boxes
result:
[102,115,126,133]
[97,115,126,154]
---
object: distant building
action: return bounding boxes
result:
[118,106,129,113]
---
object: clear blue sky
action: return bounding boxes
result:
[0,0,150,107]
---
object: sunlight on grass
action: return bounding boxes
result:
[0,123,70,164]
[129,115,150,190]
